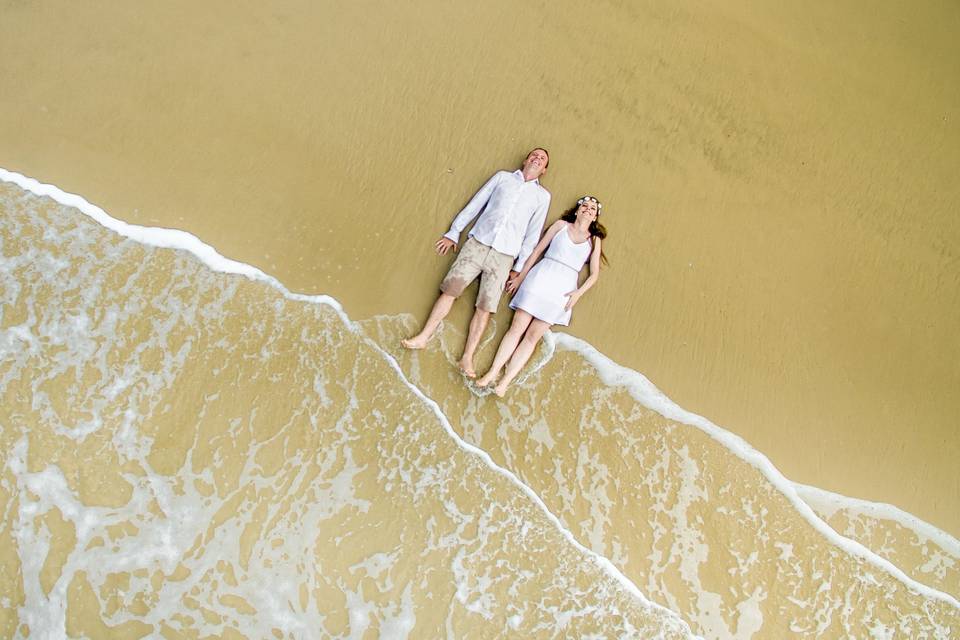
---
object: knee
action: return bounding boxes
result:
[470,309,491,325]
[521,331,542,348]
[506,321,526,337]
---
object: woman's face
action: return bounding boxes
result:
[577,198,599,223]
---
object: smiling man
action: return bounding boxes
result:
[402,148,552,377]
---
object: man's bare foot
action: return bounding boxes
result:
[492,382,508,398]
[458,358,476,379]
[401,336,428,350]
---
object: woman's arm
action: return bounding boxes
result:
[506,220,566,293]
[564,237,602,310]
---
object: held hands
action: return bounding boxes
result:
[505,271,524,294]
[563,289,582,311]
[435,237,457,255]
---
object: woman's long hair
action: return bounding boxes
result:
[560,202,609,265]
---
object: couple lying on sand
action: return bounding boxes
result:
[402,147,608,396]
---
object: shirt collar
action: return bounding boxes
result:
[513,169,540,185]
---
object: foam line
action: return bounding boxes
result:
[0,169,351,321]
[795,483,960,559]
[359,337,701,638]
[0,167,701,638]
[551,332,960,610]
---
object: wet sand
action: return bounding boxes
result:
[4,188,956,637]
[2,0,958,536]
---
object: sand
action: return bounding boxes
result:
[2,0,958,535]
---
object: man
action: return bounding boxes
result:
[402,147,552,377]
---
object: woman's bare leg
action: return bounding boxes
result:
[493,319,551,396]
[476,311,534,387]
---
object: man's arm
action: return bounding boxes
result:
[512,191,550,272]
[442,172,503,244]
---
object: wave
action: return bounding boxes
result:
[552,331,959,603]
[796,484,960,599]
[0,170,695,637]
[363,314,958,638]
[2,166,957,638]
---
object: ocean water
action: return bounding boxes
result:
[0,171,957,638]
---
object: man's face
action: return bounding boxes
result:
[522,149,549,178]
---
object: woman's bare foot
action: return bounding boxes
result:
[458,357,476,378]
[492,382,508,397]
[475,371,495,388]
[401,336,428,349]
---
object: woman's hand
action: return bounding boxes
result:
[563,290,582,311]
[506,271,524,294]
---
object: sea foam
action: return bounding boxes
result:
[2,164,957,623]
[552,332,960,608]
[0,167,701,636]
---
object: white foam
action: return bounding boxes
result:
[0,167,702,637]
[550,331,960,610]
[361,335,701,636]
[0,168,350,324]
[795,483,960,559]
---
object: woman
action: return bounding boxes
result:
[476,195,607,396]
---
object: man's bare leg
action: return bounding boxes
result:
[458,307,491,378]
[402,292,456,349]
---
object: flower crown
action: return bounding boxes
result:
[577,195,603,211]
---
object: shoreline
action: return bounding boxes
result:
[3,167,957,609]
[2,0,957,536]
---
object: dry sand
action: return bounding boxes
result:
[2,0,958,533]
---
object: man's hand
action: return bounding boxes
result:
[505,271,523,294]
[435,237,457,255]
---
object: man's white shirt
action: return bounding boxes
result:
[443,170,551,272]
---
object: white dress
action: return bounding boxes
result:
[510,224,592,326]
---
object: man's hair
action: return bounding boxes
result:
[528,147,550,168]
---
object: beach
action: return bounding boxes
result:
[2,0,959,636]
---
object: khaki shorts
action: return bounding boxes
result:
[440,237,514,312]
